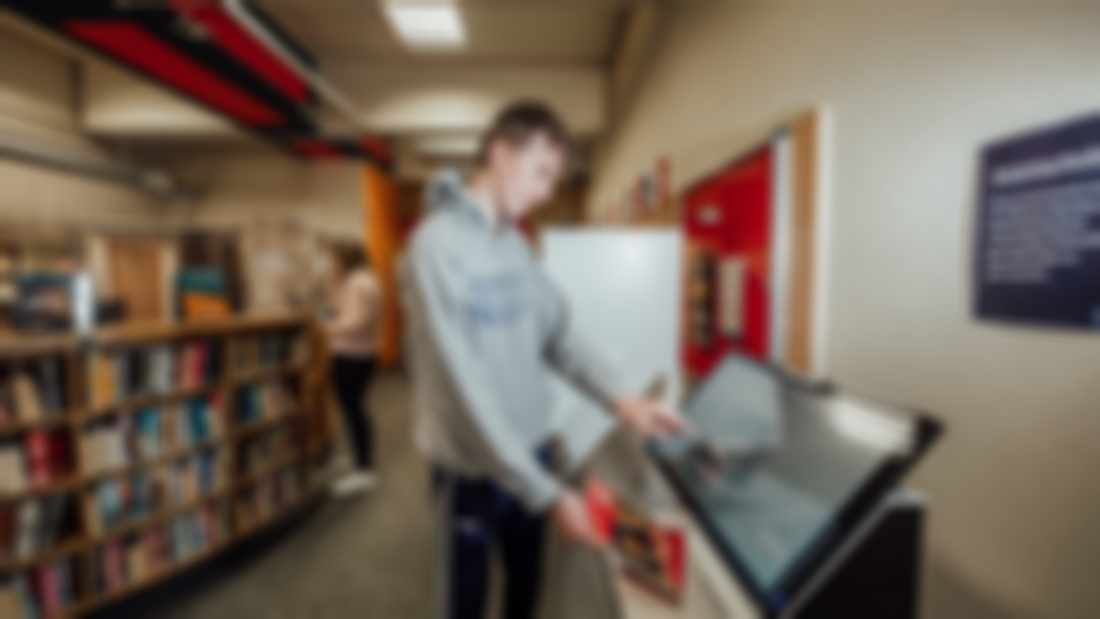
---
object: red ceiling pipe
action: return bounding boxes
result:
[66,20,285,126]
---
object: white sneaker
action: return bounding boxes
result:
[332,472,377,497]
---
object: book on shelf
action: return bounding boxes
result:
[14,574,38,619]
[0,495,69,564]
[23,430,68,490]
[149,346,174,394]
[10,374,43,423]
[237,466,304,529]
[0,382,13,425]
[33,359,65,415]
[3,558,79,618]
[87,351,117,410]
[91,503,229,595]
[5,357,69,421]
[237,332,302,374]
[237,382,294,426]
[81,396,227,480]
[89,343,222,408]
[178,341,219,390]
[135,409,163,461]
[0,579,19,619]
[88,450,227,536]
[0,441,25,494]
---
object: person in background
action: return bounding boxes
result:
[401,101,687,619]
[326,241,383,496]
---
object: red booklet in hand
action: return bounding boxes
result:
[585,479,687,603]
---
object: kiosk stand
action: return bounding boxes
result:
[795,489,925,619]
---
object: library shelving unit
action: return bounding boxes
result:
[0,315,333,618]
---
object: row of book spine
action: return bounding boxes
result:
[234,333,304,373]
[0,558,77,619]
[0,431,71,495]
[87,341,221,410]
[92,503,229,597]
[0,496,69,564]
[236,382,295,426]
[86,450,229,536]
[235,467,304,533]
[239,427,296,477]
[0,359,68,425]
[79,396,227,476]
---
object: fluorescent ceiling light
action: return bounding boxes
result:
[384,1,466,49]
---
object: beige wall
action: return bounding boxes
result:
[591,2,1100,618]
[0,32,180,229]
[179,148,365,240]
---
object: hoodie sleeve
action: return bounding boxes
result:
[532,262,629,411]
[402,239,563,512]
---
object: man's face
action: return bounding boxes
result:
[490,134,566,220]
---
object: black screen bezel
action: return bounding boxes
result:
[651,358,944,618]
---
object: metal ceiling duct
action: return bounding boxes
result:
[7,0,392,166]
[0,130,195,200]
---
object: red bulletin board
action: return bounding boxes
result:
[682,147,775,377]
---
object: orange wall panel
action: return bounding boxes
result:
[363,164,403,367]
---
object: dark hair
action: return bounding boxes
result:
[476,101,573,167]
[332,241,368,276]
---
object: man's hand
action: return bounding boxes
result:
[552,491,605,548]
[613,397,688,438]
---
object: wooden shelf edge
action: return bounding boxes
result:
[76,485,323,616]
[0,535,86,575]
[0,334,77,359]
[230,363,303,384]
[232,412,301,442]
[76,538,230,616]
[81,439,226,486]
[0,413,78,437]
[90,487,232,544]
[83,384,225,421]
[0,475,81,503]
[233,451,304,492]
[82,361,303,421]
[92,315,308,348]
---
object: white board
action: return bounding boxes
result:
[541,229,683,468]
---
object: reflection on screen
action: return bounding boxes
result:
[655,356,921,607]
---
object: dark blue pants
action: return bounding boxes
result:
[432,455,551,619]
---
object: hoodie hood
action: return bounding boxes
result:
[427,170,476,214]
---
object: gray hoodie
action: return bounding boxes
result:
[400,171,626,512]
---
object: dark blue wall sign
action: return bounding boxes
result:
[976,113,1100,330]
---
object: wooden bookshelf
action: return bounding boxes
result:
[0,315,333,617]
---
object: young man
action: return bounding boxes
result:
[401,101,685,619]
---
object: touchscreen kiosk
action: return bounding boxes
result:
[652,356,942,618]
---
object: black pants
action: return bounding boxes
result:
[432,454,551,619]
[330,355,375,470]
